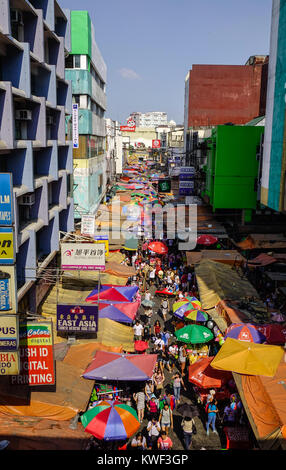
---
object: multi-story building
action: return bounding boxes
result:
[0,0,73,313]
[260,0,286,212]
[184,56,269,166]
[105,118,122,179]
[65,11,107,220]
[128,111,167,128]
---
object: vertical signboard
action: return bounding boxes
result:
[0,227,14,264]
[0,315,19,350]
[72,103,79,149]
[11,321,55,386]
[0,173,14,226]
[81,215,95,236]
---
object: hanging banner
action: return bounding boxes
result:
[72,103,79,148]
[0,351,19,376]
[0,173,14,226]
[0,265,17,314]
[0,228,14,264]
[0,314,18,350]
[57,304,98,333]
[61,242,106,271]
[11,321,55,386]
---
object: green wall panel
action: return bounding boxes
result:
[70,11,92,58]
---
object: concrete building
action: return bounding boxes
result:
[128,111,167,128]
[65,10,107,220]
[105,118,123,178]
[0,0,73,313]
[122,127,157,150]
[260,0,286,212]
[184,55,269,166]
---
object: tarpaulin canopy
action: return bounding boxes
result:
[210,338,284,377]
[255,324,286,345]
[0,360,94,421]
[195,260,261,310]
[247,253,278,267]
[86,285,139,303]
[82,351,157,381]
[186,250,245,266]
[188,356,232,389]
[233,359,286,450]
[95,318,135,352]
[104,262,136,278]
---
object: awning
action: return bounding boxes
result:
[186,250,245,266]
[233,358,286,450]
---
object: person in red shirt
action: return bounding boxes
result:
[157,431,173,450]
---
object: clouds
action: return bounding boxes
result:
[118,68,141,80]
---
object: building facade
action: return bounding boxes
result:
[0,0,73,313]
[65,10,107,220]
[260,0,286,212]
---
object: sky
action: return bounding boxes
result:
[59,0,273,125]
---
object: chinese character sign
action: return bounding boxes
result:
[56,305,98,333]
[61,243,106,271]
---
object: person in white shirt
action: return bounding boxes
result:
[147,418,161,450]
[133,321,144,340]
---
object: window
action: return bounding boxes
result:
[74,55,81,68]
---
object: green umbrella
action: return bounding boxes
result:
[175,324,214,344]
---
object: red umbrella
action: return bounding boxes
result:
[148,241,168,254]
[197,235,218,246]
[134,340,149,352]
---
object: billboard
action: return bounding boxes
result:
[0,173,13,226]
[158,179,172,193]
[152,139,161,149]
[0,227,14,264]
[57,304,98,333]
[120,118,136,132]
[0,265,17,313]
[0,314,19,350]
[11,321,55,386]
[179,167,195,180]
[61,242,106,271]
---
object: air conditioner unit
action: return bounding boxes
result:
[47,116,55,125]
[11,9,23,24]
[15,109,32,120]
[19,193,35,206]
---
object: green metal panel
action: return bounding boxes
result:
[70,11,92,58]
[65,69,92,96]
[205,125,264,211]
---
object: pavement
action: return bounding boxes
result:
[130,281,224,451]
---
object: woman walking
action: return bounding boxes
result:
[133,388,146,423]
[172,372,186,404]
[159,403,173,436]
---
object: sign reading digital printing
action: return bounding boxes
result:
[0,227,14,264]
[0,173,13,226]
[72,104,79,148]
[0,266,17,313]
[57,304,98,333]
[0,315,18,350]
[10,321,55,386]
[61,242,106,271]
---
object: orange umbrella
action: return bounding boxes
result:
[188,356,232,389]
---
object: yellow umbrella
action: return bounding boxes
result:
[210,338,284,377]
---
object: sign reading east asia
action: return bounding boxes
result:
[57,304,98,333]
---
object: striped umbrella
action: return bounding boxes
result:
[184,310,208,322]
[173,298,202,319]
[225,323,266,343]
[81,400,140,441]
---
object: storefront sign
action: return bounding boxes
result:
[61,242,106,271]
[0,351,19,376]
[152,139,161,149]
[81,215,95,236]
[158,179,171,193]
[0,173,13,226]
[56,304,98,333]
[0,315,18,350]
[94,236,109,257]
[72,104,79,148]
[179,180,194,195]
[0,228,14,264]
[11,321,55,386]
[120,119,136,132]
[0,266,17,313]
[179,167,195,180]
